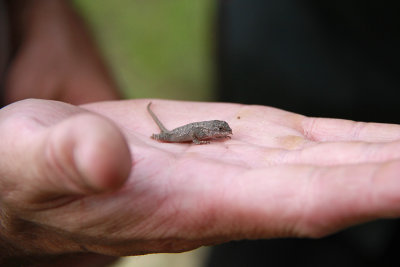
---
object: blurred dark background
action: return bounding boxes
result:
[217,0,400,123]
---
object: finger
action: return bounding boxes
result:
[302,117,400,143]
[211,160,400,239]
[0,113,132,208]
[294,160,400,237]
[283,140,400,166]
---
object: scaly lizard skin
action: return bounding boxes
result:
[147,102,232,144]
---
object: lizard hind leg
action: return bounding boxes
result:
[151,133,161,140]
[151,132,172,142]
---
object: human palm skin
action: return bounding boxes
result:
[1,98,400,259]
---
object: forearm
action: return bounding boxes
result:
[7,0,75,45]
[4,0,121,104]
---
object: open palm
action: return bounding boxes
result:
[2,98,400,257]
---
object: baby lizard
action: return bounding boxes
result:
[147,102,232,144]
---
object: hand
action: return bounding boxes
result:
[0,99,130,265]
[2,98,400,261]
[5,0,120,105]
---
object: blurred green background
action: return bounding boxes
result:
[73,0,216,101]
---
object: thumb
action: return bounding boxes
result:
[1,113,132,207]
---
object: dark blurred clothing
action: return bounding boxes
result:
[209,1,400,266]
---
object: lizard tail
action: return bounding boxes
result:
[147,102,169,132]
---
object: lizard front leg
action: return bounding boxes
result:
[192,134,210,145]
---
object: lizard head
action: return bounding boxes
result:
[200,120,232,139]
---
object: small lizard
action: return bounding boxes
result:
[147,102,232,144]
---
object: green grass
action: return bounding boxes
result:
[73,0,215,101]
